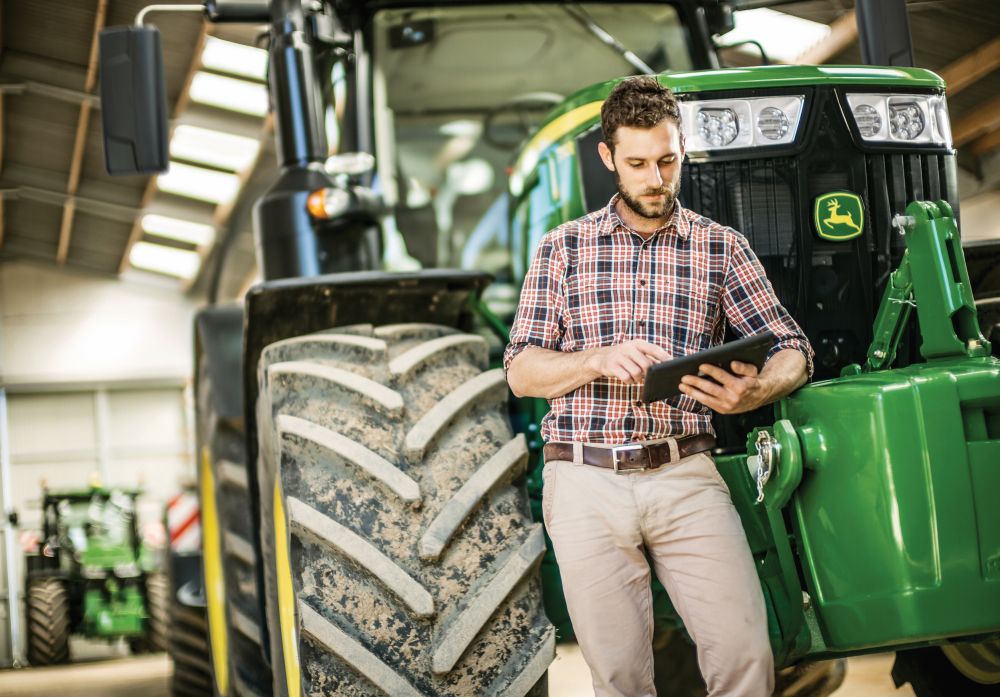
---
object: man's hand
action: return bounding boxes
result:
[678,361,770,414]
[584,340,670,385]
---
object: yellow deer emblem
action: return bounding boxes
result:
[822,199,862,235]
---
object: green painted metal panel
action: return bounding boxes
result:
[83,581,146,637]
[778,357,1000,652]
[535,65,944,133]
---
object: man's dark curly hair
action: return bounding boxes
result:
[600,76,681,150]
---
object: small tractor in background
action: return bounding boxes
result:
[98,0,1000,695]
[22,484,168,665]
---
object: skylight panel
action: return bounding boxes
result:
[129,242,201,279]
[201,37,268,82]
[723,9,832,64]
[157,162,241,205]
[170,124,260,172]
[141,214,216,247]
[190,72,269,117]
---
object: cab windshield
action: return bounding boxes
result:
[370,3,692,279]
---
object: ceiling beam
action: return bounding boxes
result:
[970,128,1000,158]
[57,0,108,265]
[118,21,211,274]
[0,81,100,107]
[0,185,138,223]
[794,10,857,66]
[939,35,1000,97]
[953,94,1000,148]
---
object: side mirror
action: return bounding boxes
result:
[99,26,169,175]
[705,2,736,37]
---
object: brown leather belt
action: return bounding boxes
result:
[543,434,716,473]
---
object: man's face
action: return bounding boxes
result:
[598,119,685,220]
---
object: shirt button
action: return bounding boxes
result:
[639,279,646,286]
[635,400,642,407]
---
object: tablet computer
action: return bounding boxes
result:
[641,330,777,403]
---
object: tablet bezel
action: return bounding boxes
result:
[640,330,777,404]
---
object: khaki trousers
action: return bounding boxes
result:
[542,446,774,697]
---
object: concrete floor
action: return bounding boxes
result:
[0,645,916,697]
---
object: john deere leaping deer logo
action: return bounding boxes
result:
[814,192,865,241]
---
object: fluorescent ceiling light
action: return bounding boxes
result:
[723,9,831,64]
[170,124,260,172]
[141,214,215,247]
[190,72,269,117]
[157,162,241,205]
[201,37,268,82]
[129,242,201,279]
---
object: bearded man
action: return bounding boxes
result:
[504,76,815,697]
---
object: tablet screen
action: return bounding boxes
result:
[641,331,776,403]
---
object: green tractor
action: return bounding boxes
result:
[22,485,168,665]
[98,0,1000,695]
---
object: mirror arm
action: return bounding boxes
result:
[135,4,205,27]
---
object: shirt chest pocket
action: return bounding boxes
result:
[652,270,723,352]
[564,275,632,348]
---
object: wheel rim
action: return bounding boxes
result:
[201,446,229,696]
[274,480,301,696]
[942,640,1000,685]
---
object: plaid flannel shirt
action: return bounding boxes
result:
[503,195,814,445]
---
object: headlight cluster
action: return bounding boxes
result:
[679,96,805,151]
[846,93,952,147]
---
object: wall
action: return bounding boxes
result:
[0,260,202,666]
[0,260,199,386]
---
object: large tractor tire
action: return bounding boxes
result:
[131,572,171,654]
[652,627,846,697]
[170,582,213,697]
[25,578,70,666]
[256,323,554,696]
[147,572,171,651]
[893,642,1000,696]
[198,355,272,697]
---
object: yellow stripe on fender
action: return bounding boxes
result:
[200,446,229,696]
[511,100,603,195]
[274,480,301,696]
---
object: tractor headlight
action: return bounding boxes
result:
[680,96,804,151]
[852,103,882,138]
[697,108,739,147]
[846,93,952,147]
[756,107,790,141]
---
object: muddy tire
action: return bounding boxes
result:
[256,323,554,696]
[25,578,70,666]
[197,355,272,696]
[652,628,846,696]
[893,643,1000,696]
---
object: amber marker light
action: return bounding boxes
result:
[306,187,351,219]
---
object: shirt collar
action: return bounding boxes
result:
[598,193,690,240]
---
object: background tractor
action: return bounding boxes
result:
[98,0,1000,695]
[22,485,168,665]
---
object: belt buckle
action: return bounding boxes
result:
[611,444,645,473]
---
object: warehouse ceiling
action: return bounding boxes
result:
[0,0,998,300]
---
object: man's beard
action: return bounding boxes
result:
[614,169,679,220]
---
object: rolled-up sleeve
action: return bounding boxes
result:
[503,233,567,373]
[722,231,815,378]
